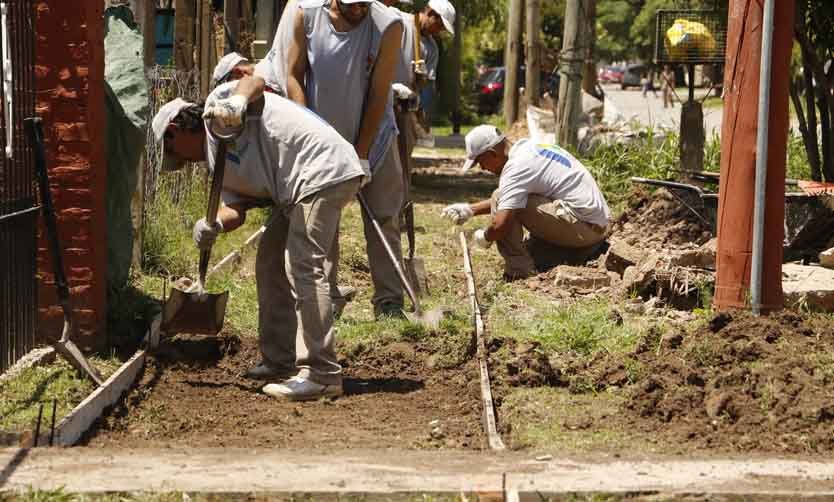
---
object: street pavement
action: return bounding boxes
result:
[601,84,725,136]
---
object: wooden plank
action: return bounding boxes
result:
[224,0,240,53]
[47,314,161,446]
[199,0,211,96]
[459,232,505,451]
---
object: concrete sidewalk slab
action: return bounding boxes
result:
[3,448,834,496]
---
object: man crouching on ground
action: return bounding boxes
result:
[442,125,611,281]
[151,78,369,401]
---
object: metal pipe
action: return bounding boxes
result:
[751,0,776,315]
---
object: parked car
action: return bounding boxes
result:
[621,64,647,89]
[598,65,625,84]
[474,66,559,115]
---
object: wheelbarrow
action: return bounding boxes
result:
[631,177,834,262]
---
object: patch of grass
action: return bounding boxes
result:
[500,387,639,452]
[0,357,120,434]
[487,293,644,357]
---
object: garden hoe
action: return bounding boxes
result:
[357,193,447,329]
[25,117,104,386]
[160,137,231,337]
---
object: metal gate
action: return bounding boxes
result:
[0,0,37,373]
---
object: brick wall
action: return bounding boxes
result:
[34,0,107,350]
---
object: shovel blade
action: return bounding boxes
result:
[54,336,104,386]
[404,257,429,298]
[161,288,230,336]
[404,307,449,330]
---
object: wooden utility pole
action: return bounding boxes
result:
[525,0,541,107]
[503,0,524,125]
[555,0,584,147]
[713,0,795,311]
[581,0,597,97]
[174,0,195,71]
[451,11,463,134]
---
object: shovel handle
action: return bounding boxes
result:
[200,140,228,284]
[356,193,422,315]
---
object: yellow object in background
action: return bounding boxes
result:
[665,19,717,59]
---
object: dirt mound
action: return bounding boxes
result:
[488,338,562,390]
[614,187,712,249]
[85,335,486,450]
[571,311,834,453]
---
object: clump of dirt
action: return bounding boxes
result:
[569,310,834,453]
[85,333,486,450]
[614,187,712,249]
[488,337,562,390]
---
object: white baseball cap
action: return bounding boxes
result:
[461,125,505,172]
[152,98,198,171]
[428,0,455,35]
[212,52,249,87]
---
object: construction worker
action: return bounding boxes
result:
[286,0,406,318]
[389,0,456,229]
[442,125,611,280]
[151,80,370,401]
[212,52,254,88]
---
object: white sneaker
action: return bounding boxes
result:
[262,376,343,401]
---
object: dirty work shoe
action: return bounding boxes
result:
[332,286,357,320]
[245,362,295,381]
[374,301,406,320]
[262,376,343,401]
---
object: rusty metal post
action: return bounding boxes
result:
[713,0,795,311]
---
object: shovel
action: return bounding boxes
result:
[25,117,104,386]
[357,193,447,329]
[160,138,231,336]
[403,202,429,297]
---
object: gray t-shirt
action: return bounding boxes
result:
[497,139,611,227]
[301,2,401,171]
[205,83,369,208]
[392,9,439,88]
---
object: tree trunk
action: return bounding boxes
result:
[581,0,598,98]
[451,11,462,134]
[525,0,541,108]
[555,0,584,148]
[790,75,821,180]
[504,0,524,125]
[818,83,834,181]
[801,52,822,179]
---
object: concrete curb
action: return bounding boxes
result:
[3,448,834,496]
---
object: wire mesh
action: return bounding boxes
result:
[655,10,728,64]
[0,0,36,373]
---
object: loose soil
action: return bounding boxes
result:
[614,187,712,249]
[85,333,487,450]
[498,310,834,455]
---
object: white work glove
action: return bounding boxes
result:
[193,218,224,251]
[392,83,415,100]
[441,203,474,225]
[202,94,248,130]
[473,229,492,249]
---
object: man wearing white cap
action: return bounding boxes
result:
[285,0,406,318]
[212,52,253,88]
[442,126,611,280]
[389,0,455,230]
[151,83,370,401]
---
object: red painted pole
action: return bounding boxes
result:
[713,0,795,311]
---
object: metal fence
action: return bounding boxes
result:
[0,0,37,373]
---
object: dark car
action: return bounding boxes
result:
[474,66,559,115]
[621,64,647,89]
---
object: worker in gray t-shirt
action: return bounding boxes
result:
[151,81,369,401]
[387,0,455,237]
[287,0,406,318]
[442,125,611,281]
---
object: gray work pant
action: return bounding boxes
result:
[356,145,405,308]
[256,178,361,386]
[395,107,417,206]
[490,190,608,278]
